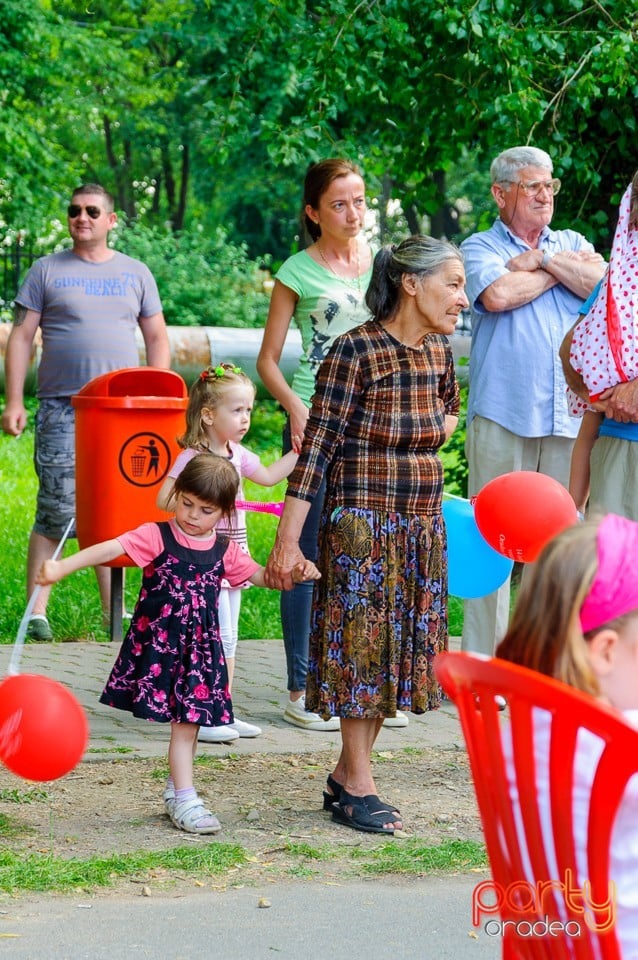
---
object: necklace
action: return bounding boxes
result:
[317,241,362,292]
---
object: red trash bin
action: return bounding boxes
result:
[72,367,188,560]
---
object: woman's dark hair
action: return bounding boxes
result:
[168,452,239,527]
[303,158,363,242]
[365,234,463,322]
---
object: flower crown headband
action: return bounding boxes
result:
[199,363,243,382]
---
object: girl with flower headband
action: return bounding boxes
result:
[496,513,638,955]
[157,362,298,742]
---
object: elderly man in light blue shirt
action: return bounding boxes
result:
[461,146,606,656]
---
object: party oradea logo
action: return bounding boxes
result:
[472,873,616,940]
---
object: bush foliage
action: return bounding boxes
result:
[114,222,273,329]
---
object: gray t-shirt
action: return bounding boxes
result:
[16,249,163,398]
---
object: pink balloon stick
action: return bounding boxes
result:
[236,500,284,517]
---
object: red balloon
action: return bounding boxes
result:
[0,674,89,781]
[474,471,578,563]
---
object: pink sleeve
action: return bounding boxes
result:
[168,448,197,479]
[234,443,261,479]
[117,523,164,567]
[222,539,261,586]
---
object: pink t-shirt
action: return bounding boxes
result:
[117,519,261,587]
[168,444,261,545]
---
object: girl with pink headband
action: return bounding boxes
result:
[496,513,638,955]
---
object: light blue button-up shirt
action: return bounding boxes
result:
[462,219,596,439]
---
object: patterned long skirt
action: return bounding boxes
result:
[306,506,448,719]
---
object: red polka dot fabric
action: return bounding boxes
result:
[568,182,638,416]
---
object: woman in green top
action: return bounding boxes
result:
[257,158,393,732]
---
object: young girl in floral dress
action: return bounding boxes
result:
[37,453,318,835]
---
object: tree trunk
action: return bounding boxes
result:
[103,115,136,218]
[162,145,176,218]
[404,204,421,236]
[151,174,161,216]
[173,141,190,232]
[430,170,460,240]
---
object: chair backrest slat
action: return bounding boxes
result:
[435,652,638,960]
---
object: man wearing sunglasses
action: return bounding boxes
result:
[460,146,606,658]
[2,183,170,641]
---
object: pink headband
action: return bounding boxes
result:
[580,514,638,633]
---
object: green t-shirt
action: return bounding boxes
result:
[275,250,373,406]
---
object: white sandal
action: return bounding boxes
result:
[168,795,221,835]
[163,782,175,809]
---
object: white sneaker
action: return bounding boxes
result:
[383,709,409,728]
[198,724,240,744]
[283,695,340,732]
[228,717,262,738]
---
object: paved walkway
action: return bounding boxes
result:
[0,637,467,760]
[0,638,502,960]
[2,876,500,960]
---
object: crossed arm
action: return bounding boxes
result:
[480,249,605,313]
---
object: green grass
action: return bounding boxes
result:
[0,836,486,893]
[0,844,248,893]
[353,838,487,875]
[0,397,465,642]
[0,399,287,643]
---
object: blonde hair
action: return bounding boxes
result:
[179,362,255,450]
[496,517,635,697]
[167,452,239,527]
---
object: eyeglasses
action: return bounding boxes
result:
[499,178,562,197]
[67,204,103,219]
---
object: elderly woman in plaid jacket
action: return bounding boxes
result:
[265,235,467,835]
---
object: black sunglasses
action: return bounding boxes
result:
[67,204,102,219]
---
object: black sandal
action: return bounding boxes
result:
[322,774,342,811]
[323,775,401,816]
[332,790,401,835]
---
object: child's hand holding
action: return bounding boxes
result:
[291,560,321,583]
[36,560,63,586]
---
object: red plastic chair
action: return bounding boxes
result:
[434,651,638,960]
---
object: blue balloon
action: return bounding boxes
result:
[443,498,514,599]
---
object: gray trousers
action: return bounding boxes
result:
[461,416,575,656]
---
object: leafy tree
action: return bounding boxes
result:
[3,0,638,261]
[0,1,83,230]
[243,0,638,249]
